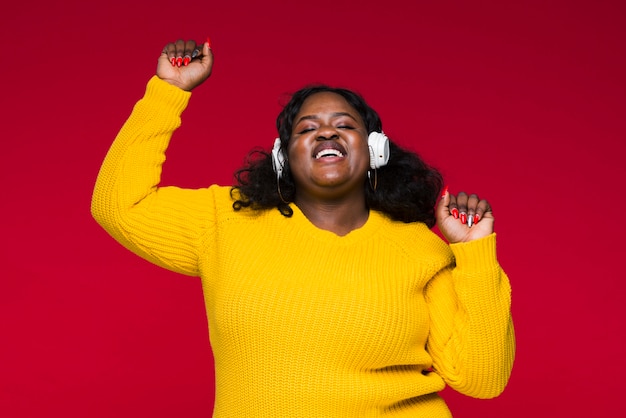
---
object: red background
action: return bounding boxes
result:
[1,0,625,416]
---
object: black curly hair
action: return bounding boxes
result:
[231,85,444,227]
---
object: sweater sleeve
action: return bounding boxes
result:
[424,233,515,399]
[90,76,215,277]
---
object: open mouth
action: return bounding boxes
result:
[313,143,347,160]
[315,149,344,159]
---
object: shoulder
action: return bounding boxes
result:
[208,185,275,223]
[376,212,453,267]
[207,184,235,202]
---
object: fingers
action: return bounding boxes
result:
[157,37,214,91]
[447,191,491,227]
[161,39,196,67]
[191,43,203,59]
[436,185,451,219]
[161,38,210,67]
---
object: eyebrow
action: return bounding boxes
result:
[295,112,359,125]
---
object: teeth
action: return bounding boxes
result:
[315,149,344,159]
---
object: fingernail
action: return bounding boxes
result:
[474,214,480,224]
[460,212,467,224]
[440,185,448,198]
[176,57,183,67]
[183,56,191,66]
[467,214,473,227]
[451,208,459,219]
[170,57,176,66]
[206,36,212,49]
[191,49,199,58]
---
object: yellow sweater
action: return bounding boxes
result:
[91,76,514,417]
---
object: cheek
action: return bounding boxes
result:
[354,143,371,170]
[287,139,311,163]
[287,144,302,165]
[286,142,310,179]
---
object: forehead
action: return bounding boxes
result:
[297,92,358,115]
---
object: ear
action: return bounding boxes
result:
[271,137,286,179]
[367,132,390,169]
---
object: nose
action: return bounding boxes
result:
[316,124,339,141]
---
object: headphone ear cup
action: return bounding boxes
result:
[367,132,390,169]
[271,138,286,179]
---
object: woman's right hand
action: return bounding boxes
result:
[157,38,213,91]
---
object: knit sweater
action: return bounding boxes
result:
[91,76,515,417]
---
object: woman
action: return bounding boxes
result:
[91,38,514,417]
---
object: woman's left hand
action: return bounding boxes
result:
[436,188,495,243]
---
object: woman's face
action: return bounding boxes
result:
[287,92,370,201]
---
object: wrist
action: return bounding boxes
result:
[144,76,191,114]
[449,233,499,272]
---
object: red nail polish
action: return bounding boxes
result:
[183,57,190,66]
[474,214,480,224]
[451,208,459,219]
[206,37,212,49]
[440,185,448,198]
[460,212,467,224]
[170,57,176,66]
[176,57,182,67]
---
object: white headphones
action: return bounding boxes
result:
[271,137,286,179]
[272,132,390,179]
[367,131,390,170]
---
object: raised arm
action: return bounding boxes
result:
[425,188,515,398]
[91,39,215,276]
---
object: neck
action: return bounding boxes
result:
[294,194,369,237]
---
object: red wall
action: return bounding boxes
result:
[1,1,625,416]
